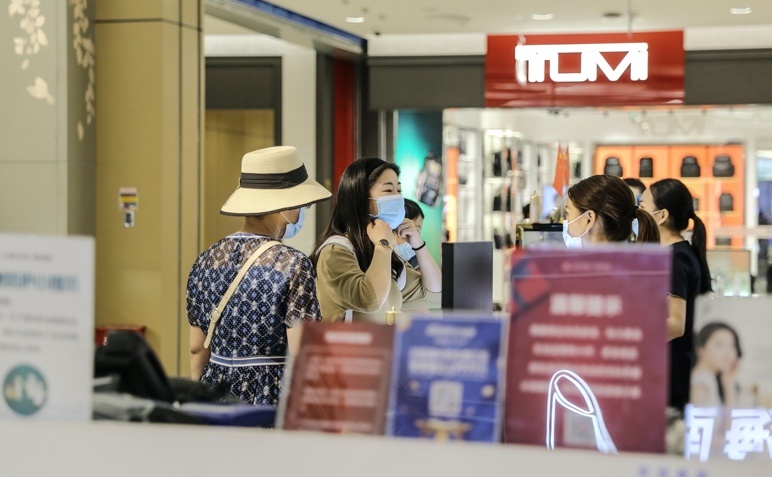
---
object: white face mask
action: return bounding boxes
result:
[562,211,590,249]
[281,207,305,239]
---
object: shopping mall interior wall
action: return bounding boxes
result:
[204,57,281,248]
[685,49,772,105]
[0,1,95,236]
[205,36,319,256]
[94,0,203,376]
[394,111,444,263]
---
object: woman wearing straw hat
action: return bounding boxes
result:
[313,158,442,323]
[186,146,331,405]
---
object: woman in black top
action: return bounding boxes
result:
[640,179,712,412]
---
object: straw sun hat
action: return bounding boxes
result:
[220,146,331,216]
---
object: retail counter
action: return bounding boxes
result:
[2,420,767,476]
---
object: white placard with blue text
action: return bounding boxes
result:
[0,234,94,421]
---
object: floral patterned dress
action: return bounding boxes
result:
[186,233,321,405]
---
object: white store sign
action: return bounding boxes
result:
[0,234,94,421]
[515,43,649,84]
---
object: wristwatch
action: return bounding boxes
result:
[378,239,392,249]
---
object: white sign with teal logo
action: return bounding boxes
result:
[0,234,94,421]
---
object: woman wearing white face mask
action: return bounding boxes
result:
[186,146,331,405]
[314,158,442,323]
[640,178,712,415]
[563,175,660,248]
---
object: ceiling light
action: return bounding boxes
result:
[730,7,752,15]
[601,12,623,22]
[531,13,554,21]
[345,16,365,23]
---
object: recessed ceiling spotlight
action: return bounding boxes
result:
[531,13,554,21]
[345,16,366,23]
[730,7,752,14]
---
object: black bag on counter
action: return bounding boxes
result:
[713,155,735,177]
[639,157,654,178]
[719,193,734,212]
[680,156,701,178]
[603,157,623,176]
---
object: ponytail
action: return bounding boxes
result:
[690,213,712,293]
[634,209,660,243]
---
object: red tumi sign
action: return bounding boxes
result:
[485,30,684,108]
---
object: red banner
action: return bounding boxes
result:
[486,31,684,108]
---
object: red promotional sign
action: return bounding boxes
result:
[281,322,394,434]
[486,31,684,107]
[505,248,671,453]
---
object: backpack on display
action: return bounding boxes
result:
[719,193,734,212]
[713,155,735,177]
[603,157,623,176]
[680,156,701,178]
[639,157,654,178]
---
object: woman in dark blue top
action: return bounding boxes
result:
[640,178,712,413]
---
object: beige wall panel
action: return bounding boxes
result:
[0,163,59,234]
[66,160,97,236]
[96,0,179,22]
[95,21,181,371]
[177,26,203,378]
[181,0,201,29]
[203,109,274,248]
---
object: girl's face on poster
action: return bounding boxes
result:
[701,329,739,372]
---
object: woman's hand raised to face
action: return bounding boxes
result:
[366,219,394,246]
[396,219,423,249]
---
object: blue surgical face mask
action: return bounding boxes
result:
[562,211,590,249]
[394,241,416,262]
[370,194,406,229]
[281,207,305,239]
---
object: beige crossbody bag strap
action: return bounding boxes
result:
[203,240,281,349]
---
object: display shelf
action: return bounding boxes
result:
[444,126,483,243]
[595,144,746,249]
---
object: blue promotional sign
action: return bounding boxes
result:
[387,313,507,442]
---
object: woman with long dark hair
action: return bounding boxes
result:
[563,174,660,247]
[313,158,441,323]
[640,178,712,413]
[691,322,742,407]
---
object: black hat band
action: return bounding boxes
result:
[240,165,308,189]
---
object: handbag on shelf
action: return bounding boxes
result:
[639,157,654,178]
[492,152,503,177]
[680,156,701,178]
[719,193,734,212]
[603,157,623,177]
[712,155,735,178]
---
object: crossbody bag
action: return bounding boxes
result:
[203,240,281,349]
